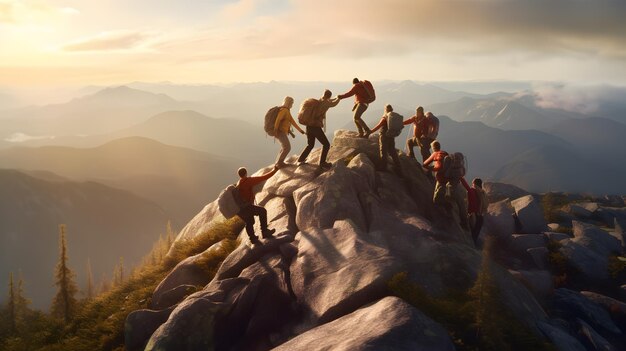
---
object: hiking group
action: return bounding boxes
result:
[218,78,489,247]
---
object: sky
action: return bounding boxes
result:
[1,0,626,88]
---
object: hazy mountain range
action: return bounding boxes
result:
[2,80,625,308]
[0,169,170,309]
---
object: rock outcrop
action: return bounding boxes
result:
[126,130,626,351]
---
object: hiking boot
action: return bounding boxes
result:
[298,160,307,166]
[359,131,371,139]
[261,228,276,239]
[249,236,261,245]
[320,162,332,169]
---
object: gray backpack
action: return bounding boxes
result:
[443,152,466,181]
[217,184,244,219]
[385,112,404,137]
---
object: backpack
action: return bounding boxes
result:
[264,106,283,137]
[298,98,322,126]
[361,80,376,104]
[217,184,244,219]
[443,152,466,181]
[384,112,404,138]
[426,115,440,139]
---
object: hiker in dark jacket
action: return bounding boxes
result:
[461,177,488,245]
[338,78,372,138]
[236,166,279,244]
[297,89,340,169]
[274,96,305,168]
[403,106,427,161]
[370,104,402,176]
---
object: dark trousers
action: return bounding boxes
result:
[407,137,433,162]
[380,135,402,175]
[353,103,371,135]
[298,126,330,165]
[238,205,268,239]
[469,213,484,245]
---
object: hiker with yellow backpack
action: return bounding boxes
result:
[297,89,341,169]
[264,96,305,169]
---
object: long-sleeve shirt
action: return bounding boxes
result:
[403,115,426,138]
[338,83,369,104]
[461,178,489,215]
[274,108,304,134]
[423,150,449,182]
[237,168,278,205]
[370,115,388,135]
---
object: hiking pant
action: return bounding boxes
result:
[298,126,330,165]
[406,137,433,162]
[275,132,291,165]
[237,205,268,239]
[353,103,371,135]
[433,180,447,204]
[469,213,484,245]
[448,181,468,228]
[379,134,402,175]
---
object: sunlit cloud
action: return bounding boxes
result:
[5,132,55,143]
[63,30,155,52]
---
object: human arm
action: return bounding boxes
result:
[423,153,435,167]
[337,85,357,100]
[249,166,279,185]
[287,110,305,134]
[370,116,386,134]
[328,97,341,107]
[403,116,416,126]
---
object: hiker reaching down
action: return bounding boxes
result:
[274,96,305,168]
[236,166,279,245]
[297,89,340,169]
[370,104,404,176]
[338,78,375,138]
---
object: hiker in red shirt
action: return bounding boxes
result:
[236,166,279,244]
[461,177,489,246]
[338,78,373,138]
[403,106,427,161]
[422,140,449,204]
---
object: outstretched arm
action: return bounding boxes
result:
[460,177,470,191]
[287,110,305,134]
[328,97,341,107]
[370,117,386,134]
[403,116,416,126]
[423,153,435,167]
[337,85,357,100]
[250,166,279,185]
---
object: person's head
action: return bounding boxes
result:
[416,106,425,117]
[323,89,332,99]
[431,140,441,151]
[384,104,393,113]
[472,178,483,189]
[283,96,294,109]
[237,167,247,178]
[352,78,360,84]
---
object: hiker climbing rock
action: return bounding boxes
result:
[405,109,439,162]
[236,166,279,245]
[461,177,488,246]
[297,89,340,169]
[338,78,375,138]
[370,104,404,176]
[271,96,305,168]
[422,140,449,204]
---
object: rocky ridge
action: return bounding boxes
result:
[126,130,626,351]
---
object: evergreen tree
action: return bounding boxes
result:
[51,224,78,324]
[15,272,31,322]
[7,272,16,333]
[85,259,94,300]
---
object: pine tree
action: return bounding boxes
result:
[51,224,79,323]
[15,272,31,322]
[7,272,16,333]
[85,259,94,300]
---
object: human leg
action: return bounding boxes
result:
[275,132,291,166]
[418,137,433,162]
[406,137,418,159]
[354,103,370,135]
[298,126,316,163]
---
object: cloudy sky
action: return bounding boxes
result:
[1,0,626,87]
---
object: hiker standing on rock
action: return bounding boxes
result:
[338,78,375,138]
[236,166,279,245]
[297,89,340,169]
[370,104,404,176]
[403,106,427,162]
[423,140,449,204]
[461,177,488,245]
[274,96,305,168]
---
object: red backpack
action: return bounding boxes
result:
[361,80,376,104]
